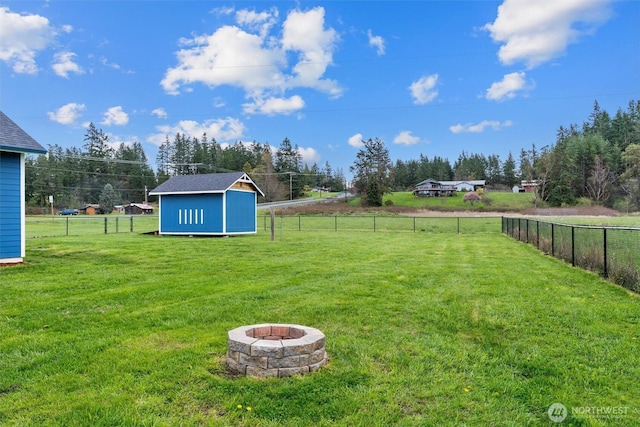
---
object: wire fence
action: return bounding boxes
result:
[503,217,640,293]
[261,215,502,234]
[26,215,159,238]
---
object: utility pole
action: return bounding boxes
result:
[289,172,293,200]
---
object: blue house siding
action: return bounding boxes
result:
[160,193,224,234]
[226,190,257,233]
[150,172,263,237]
[0,152,22,259]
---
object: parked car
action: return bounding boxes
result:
[59,209,78,215]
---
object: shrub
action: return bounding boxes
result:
[462,192,482,206]
[608,261,640,292]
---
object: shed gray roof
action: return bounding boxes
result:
[0,111,46,154]
[150,172,264,196]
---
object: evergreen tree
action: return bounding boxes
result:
[502,152,517,187]
[350,137,392,207]
[99,183,118,214]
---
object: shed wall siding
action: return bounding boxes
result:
[160,193,223,234]
[226,190,257,233]
[0,152,22,259]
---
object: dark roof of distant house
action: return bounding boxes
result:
[0,111,46,154]
[126,203,154,210]
[149,172,264,196]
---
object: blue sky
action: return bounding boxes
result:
[1,0,638,178]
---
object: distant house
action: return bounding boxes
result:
[413,179,456,197]
[124,203,154,215]
[78,204,104,215]
[413,179,486,197]
[149,172,264,236]
[0,111,47,264]
[441,181,474,192]
[521,180,538,193]
[441,180,486,192]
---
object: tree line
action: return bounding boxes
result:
[25,127,347,211]
[26,99,640,211]
[352,99,640,208]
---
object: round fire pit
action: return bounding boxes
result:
[226,324,327,378]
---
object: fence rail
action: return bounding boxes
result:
[26,215,159,238]
[262,215,502,234]
[503,217,640,293]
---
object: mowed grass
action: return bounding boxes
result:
[1,230,640,426]
[380,191,537,210]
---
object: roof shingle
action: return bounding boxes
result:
[150,172,259,194]
[0,111,46,154]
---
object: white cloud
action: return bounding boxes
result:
[0,7,55,74]
[281,7,341,96]
[297,146,321,166]
[147,117,246,146]
[235,7,278,37]
[243,95,305,115]
[348,133,364,148]
[484,0,613,68]
[161,7,342,115]
[61,24,73,33]
[52,51,84,78]
[449,120,513,134]
[47,103,86,125]
[367,30,385,56]
[393,131,420,145]
[151,108,168,119]
[409,74,439,105]
[100,56,122,71]
[101,106,129,126]
[485,71,532,101]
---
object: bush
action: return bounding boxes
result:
[462,192,482,205]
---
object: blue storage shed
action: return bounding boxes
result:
[149,172,264,236]
[0,111,47,264]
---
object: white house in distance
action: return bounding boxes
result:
[413,179,486,197]
[0,111,47,264]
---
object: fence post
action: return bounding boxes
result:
[335,215,337,232]
[130,216,134,232]
[298,215,301,231]
[457,217,460,234]
[536,220,540,249]
[374,216,376,232]
[571,226,575,267]
[270,209,275,241]
[414,217,416,233]
[66,217,69,236]
[603,228,608,277]
[116,217,119,233]
[526,219,529,244]
[551,223,555,257]
[104,217,108,234]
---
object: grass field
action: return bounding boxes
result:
[2,228,639,426]
[380,191,537,211]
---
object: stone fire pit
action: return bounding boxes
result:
[226,324,327,378]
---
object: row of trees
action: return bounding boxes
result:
[25,127,347,209]
[352,99,640,208]
[26,123,157,210]
[26,99,640,211]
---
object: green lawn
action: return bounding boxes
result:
[376,191,538,211]
[533,216,640,227]
[1,230,639,426]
